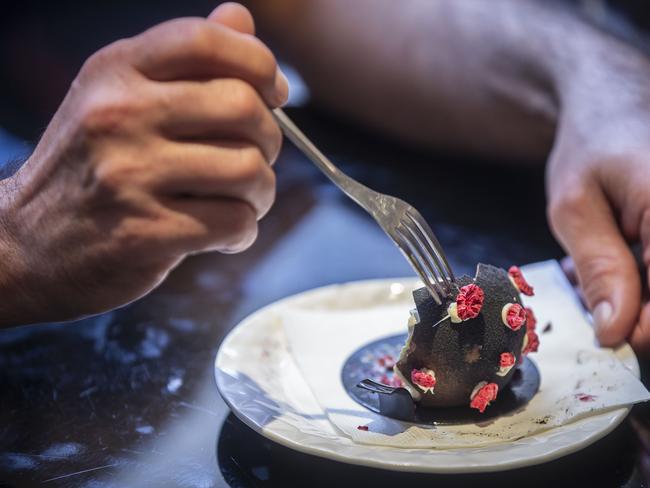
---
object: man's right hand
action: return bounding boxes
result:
[0,3,287,326]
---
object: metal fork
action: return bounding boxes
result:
[272,108,456,304]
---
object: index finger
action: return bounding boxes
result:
[128,17,287,107]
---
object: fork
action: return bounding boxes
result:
[272,108,456,304]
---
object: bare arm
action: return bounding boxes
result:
[249,0,622,162]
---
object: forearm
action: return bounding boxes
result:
[249,0,630,162]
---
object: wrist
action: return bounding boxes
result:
[0,173,42,328]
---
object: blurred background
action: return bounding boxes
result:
[1,0,649,145]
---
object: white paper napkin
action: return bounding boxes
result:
[281,261,650,448]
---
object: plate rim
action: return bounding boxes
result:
[215,277,638,473]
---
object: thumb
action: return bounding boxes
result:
[549,180,641,346]
[208,2,256,35]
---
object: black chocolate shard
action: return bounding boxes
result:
[356,379,416,422]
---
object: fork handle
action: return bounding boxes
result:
[272,108,372,204]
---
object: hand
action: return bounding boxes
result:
[0,3,288,326]
[546,39,650,354]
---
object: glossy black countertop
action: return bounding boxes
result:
[1,108,648,487]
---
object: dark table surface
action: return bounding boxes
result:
[1,107,649,488]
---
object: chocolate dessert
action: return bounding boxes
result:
[394,264,539,413]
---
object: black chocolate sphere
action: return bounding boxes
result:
[395,263,526,408]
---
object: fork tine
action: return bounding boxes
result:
[394,227,445,304]
[402,214,454,293]
[397,224,449,296]
[406,209,456,283]
[394,236,442,304]
[357,379,397,394]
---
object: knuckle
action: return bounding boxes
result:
[224,202,258,251]
[235,147,266,186]
[94,161,140,192]
[81,39,129,75]
[546,184,591,234]
[181,20,215,56]
[249,39,277,84]
[228,81,262,122]
[578,254,621,306]
[233,149,276,216]
[81,49,109,75]
[80,93,147,137]
[80,103,123,137]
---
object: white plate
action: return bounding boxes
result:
[215,278,639,473]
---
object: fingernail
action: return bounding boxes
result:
[274,69,290,106]
[593,301,613,335]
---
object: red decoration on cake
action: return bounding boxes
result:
[521,308,540,355]
[497,351,516,376]
[508,266,534,296]
[455,284,485,321]
[522,328,539,354]
[500,352,516,368]
[470,382,499,413]
[502,303,527,331]
[410,368,436,392]
[525,307,537,330]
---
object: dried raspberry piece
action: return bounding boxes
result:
[377,354,395,370]
[508,266,534,296]
[455,284,485,321]
[500,352,516,368]
[525,307,537,330]
[501,303,527,331]
[497,352,516,376]
[575,393,596,402]
[470,382,499,413]
[410,368,436,393]
[522,328,539,354]
[357,425,369,431]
